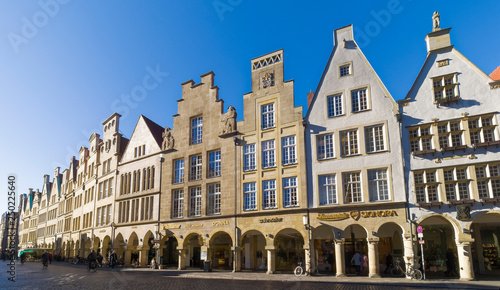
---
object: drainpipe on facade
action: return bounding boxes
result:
[397,112,416,269]
[302,119,312,273]
[233,136,238,272]
[156,153,163,268]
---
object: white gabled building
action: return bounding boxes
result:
[114,114,164,266]
[399,13,500,280]
[305,25,408,278]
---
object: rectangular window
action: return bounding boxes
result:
[190,155,202,181]
[261,103,275,130]
[208,151,221,178]
[327,94,343,117]
[174,159,184,183]
[282,136,297,165]
[343,172,362,203]
[414,171,439,203]
[319,175,337,205]
[262,140,275,168]
[340,129,358,156]
[173,189,184,218]
[339,64,350,77]
[283,177,298,207]
[191,116,203,144]
[243,183,256,211]
[317,134,335,160]
[189,186,202,217]
[432,74,458,103]
[351,88,368,112]
[368,168,389,201]
[262,180,276,209]
[243,144,256,171]
[469,115,497,146]
[207,183,221,215]
[103,180,108,198]
[365,125,385,153]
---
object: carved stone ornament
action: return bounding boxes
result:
[432,11,440,31]
[262,72,275,88]
[220,106,237,135]
[456,204,471,221]
[162,127,174,150]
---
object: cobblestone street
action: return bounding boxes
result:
[1,261,498,290]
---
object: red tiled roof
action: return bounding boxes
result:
[490,65,500,81]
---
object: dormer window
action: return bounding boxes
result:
[432,73,459,104]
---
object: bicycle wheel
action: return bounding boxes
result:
[412,269,423,280]
[294,266,303,276]
[391,267,403,277]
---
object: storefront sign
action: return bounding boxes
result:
[212,220,229,226]
[317,213,349,221]
[163,224,181,230]
[317,210,397,221]
[186,224,203,228]
[360,210,397,218]
[259,217,283,223]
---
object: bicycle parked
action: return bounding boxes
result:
[391,258,423,280]
[294,262,319,276]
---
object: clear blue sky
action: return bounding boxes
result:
[1,0,499,215]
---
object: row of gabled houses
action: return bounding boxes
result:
[17,14,500,280]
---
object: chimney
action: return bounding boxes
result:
[425,12,452,53]
[307,91,315,107]
[44,174,50,184]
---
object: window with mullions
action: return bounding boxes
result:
[343,172,362,203]
[444,167,470,201]
[283,177,298,207]
[207,183,221,215]
[243,144,256,171]
[319,175,337,205]
[368,168,389,201]
[262,180,276,209]
[189,155,202,181]
[243,182,257,211]
[409,126,433,153]
[475,163,500,199]
[261,103,275,130]
[437,121,463,149]
[339,64,351,77]
[262,140,275,168]
[365,125,385,153]
[174,159,184,183]
[189,186,201,217]
[340,129,358,156]
[414,171,439,203]
[351,88,368,112]
[282,136,296,165]
[208,151,221,178]
[191,116,203,144]
[327,94,343,117]
[172,189,183,218]
[317,134,335,160]
[432,74,458,103]
[469,115,497,146]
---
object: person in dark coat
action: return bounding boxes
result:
[445,248,457,277]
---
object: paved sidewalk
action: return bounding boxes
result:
[112,266,500,289]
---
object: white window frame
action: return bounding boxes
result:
[173,189,183,218]
[262,140,275,168]
[283,177,298,207]
[340,129,358,156]
[317,133,335,160]
[243,182,257,211]
[191,116,203,144]
[282,136,297,165]
[261,103,275,130]
[343,171,362,203]
[189,186,202,217]
[327,94,343,117]
[207,183,221,215]
[189,155,202,181]
[243,144,256,171]
[174,159,184,183]
[368,168,389,201]
[262,180,276,209]
[319,175,337,205]
[351,88,368,112]
[365,125,386,153]
[208,151,221,178]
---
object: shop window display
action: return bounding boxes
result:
[275,231,304,271]
[314,239,335,273]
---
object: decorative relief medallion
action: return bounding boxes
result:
[262,72,275,88]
